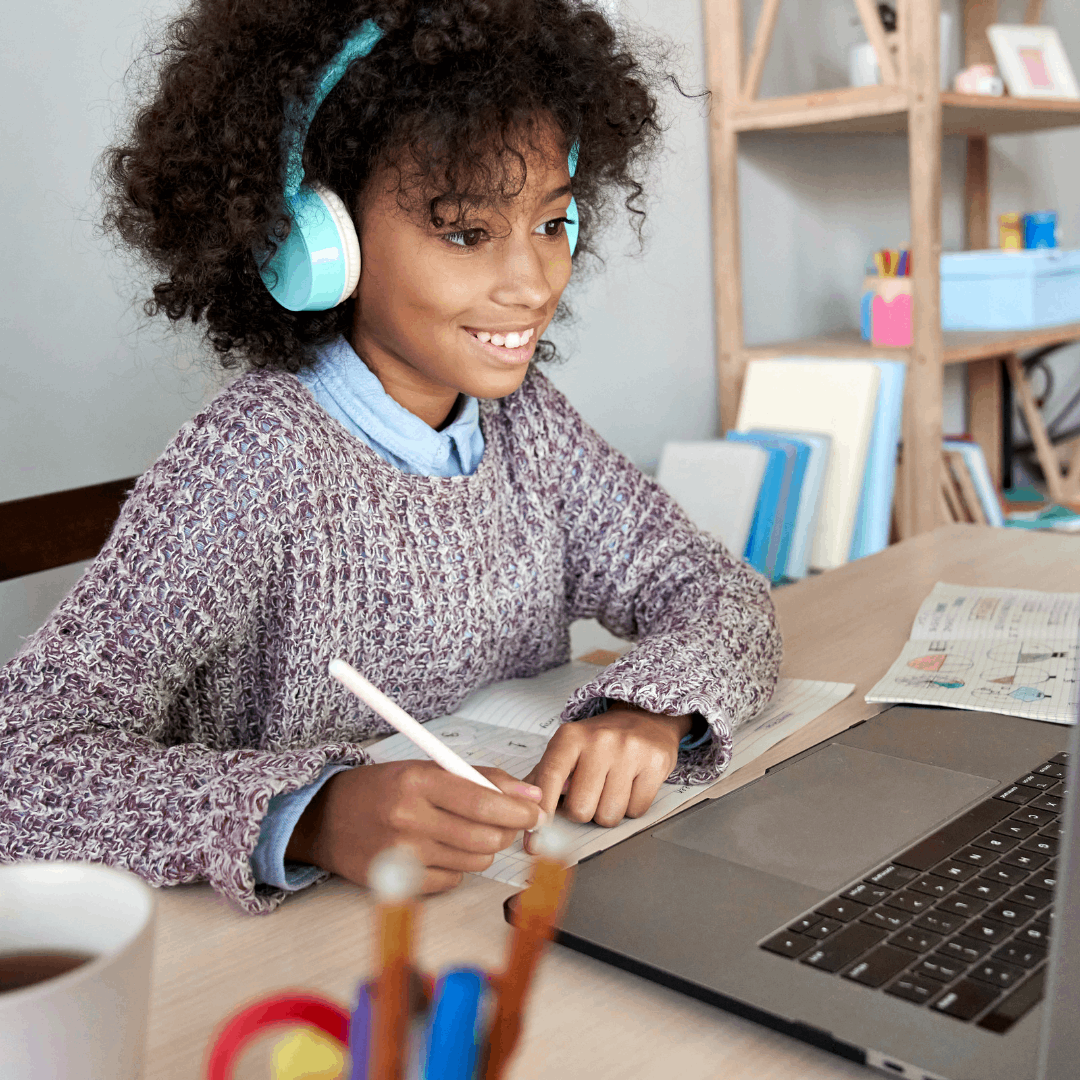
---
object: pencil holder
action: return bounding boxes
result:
[869,278,913,347]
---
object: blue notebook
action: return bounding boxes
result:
[943,439,1004,526]
[727,433,806,582]
[849,360,906,560]
[751,430,830,580]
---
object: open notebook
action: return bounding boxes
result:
[866,582,1080,724]
[368,660,853,887]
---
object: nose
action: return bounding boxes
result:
[489,232,557,311]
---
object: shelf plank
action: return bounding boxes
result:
[743,324,1080,364]
[730,86,1080,137]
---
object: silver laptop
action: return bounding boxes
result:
[555,704,1080,1079]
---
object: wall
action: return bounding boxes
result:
[4,0,1080,661]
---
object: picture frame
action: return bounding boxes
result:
[987,24,1080,100]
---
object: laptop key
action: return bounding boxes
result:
[801,923,887,973]
[932,978,1001,1021]
[861,907,911,932]
[980,864,1028,886]
[1028,868,1057,892]
[867,864,919,889]
[814,897,868,923]
[914,953,968,982]
[993,941,1046,969]
[959,918,1011,945]
[1020,835,1058,857]
[959,878,1008,902]
[991,819,1038,840]
[805,918,844,938]
[952,846,998,867]
[934,860,980,882]
[1001,850,1048,872]
[940,937,990,963]
[844,945,915,988]
[984,900,1036,928]
[892,928,942,953]
[971,833,1020,854]
[887,971,941,1005]
[995,785,1035,806]
[883,890,933,914]
[936,894,987,918]
[1049,752,1070,765]
[910,874,958,899]
[761,930,815,958]
[977,967,1047,1034]
[842,882,891,905]
[1015,773,1057,791]
[1028,792,1064,814]
[914,911,963,935]
[893,798,1013,871]
[787,915,819,934]
[1011,807,1056,828]
[1035,762,1066,779]
[1007,884,1052,910]
[1020,924,1050,948]
[970,958,1026,989]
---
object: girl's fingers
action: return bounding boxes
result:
[529,735,583,819]
[626,768,664,820]
[420,867,465,895]
[562,752,610,824]
[592,765,635,828]
[421,839,497,875]
[423,804,521,855]
[425,769,541,832]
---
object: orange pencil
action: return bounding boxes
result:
[483,822,573,1080]
[368,847,423,1080]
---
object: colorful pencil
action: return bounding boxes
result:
[368,847,424,1080]
[482,822,574,1080]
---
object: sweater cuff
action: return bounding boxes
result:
[250,763,353,891]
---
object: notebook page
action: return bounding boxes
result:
[866,636,1079,725]
[448,660,603,736]
[482,678,854,888]
[911,583,1080,643]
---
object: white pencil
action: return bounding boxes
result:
[328,658,503,793]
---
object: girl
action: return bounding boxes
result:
[0,0,781,914]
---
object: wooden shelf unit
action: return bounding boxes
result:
[703,0,1080,536]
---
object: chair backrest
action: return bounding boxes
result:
[0,478,138,582]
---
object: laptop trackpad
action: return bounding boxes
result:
[652,744,998,893]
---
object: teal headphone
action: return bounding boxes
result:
[258,19,579,312]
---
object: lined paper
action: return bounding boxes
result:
[367,671,854,887]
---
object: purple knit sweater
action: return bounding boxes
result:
[0,368,781,913]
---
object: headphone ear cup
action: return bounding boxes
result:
[566,195,580,257]
[258,182,360,311]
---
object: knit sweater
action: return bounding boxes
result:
[0,367,782,914]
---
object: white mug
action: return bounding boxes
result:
[0,861,157,1080]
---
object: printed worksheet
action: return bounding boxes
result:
[866,582,1080,724]
[367,663,854,886]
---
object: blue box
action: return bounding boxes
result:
[940,249,1080,331]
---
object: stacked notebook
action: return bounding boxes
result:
[657,357,908,581]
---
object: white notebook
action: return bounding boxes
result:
[368,660,854,887]
[736,359,880,570]
[656,440,770,558]
[866,582,1080,724]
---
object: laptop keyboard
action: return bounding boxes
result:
[759,752,1069,1033]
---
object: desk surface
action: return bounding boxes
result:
[145,525,1079,1080]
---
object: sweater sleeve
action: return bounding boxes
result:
[521,373,783,785]
[0,406,368,915]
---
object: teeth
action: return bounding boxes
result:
[472,328,535,347]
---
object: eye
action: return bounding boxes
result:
[442,227,486,248]
[535,216,573,238]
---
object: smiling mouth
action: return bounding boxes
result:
[465,326,536,350]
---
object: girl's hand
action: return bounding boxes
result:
[523,705,693,842]
[285,761,543,894]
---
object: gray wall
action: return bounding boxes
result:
[4,0,1080,661]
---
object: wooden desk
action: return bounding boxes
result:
[145,525,1079,1080]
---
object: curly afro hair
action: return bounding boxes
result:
[103,0,666,372]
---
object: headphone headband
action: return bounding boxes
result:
[281,19,384,198]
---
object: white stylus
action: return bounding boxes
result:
[328,658,504,793]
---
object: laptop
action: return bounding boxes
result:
[554,704,1080,1079]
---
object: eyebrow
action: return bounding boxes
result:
[543,184,573,204]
